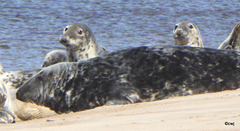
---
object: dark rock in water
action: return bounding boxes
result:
[17,46,240,114]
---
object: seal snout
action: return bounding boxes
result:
[59,37,70,47]
[173,25,186,38]
[59,37,69,44]
[175,29,184,37]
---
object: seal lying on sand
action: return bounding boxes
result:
[0,66,55,123]
[173,21,203,47]
[16,46,240,115]
[59,23,108,62]
[41,50,67,68]
[218,22,240,51]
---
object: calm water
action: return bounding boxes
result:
[0,0,240,71]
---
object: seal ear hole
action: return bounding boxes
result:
[78,29,83,35]
[174,25,178,30]
[188,24,194,29]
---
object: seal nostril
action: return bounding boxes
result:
[176,30,182,36]
[59,38,69,44]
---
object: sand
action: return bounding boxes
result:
[1,89,240,131]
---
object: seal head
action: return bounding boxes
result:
[59,23,107,62]
[173,21,203,47]
[218,22,240,51]
[41,50,67,68]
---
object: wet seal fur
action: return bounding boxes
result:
[218,22,240,51]
[17,46,240,114]
[173,21,203,47]
[59,23,108,62]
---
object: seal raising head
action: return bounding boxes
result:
[173,21,203,47]
[59,23,107,62]
[218,22,240,51]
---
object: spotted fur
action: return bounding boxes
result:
[17,46,240,115]
[59,23,108,62]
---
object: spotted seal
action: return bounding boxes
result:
[13,46,240,116]
[218,22,240,51]
[0,65,55,123]
[41,50,67,68]
[59,23,108,62]
[173,21,203,47]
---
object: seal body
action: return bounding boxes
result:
[0,79,15,123]
[41,50,67,68]
[218,22,240,51]
[0,67,39,123]
[173,21,203,47]
[17,46,240,114]
[59,23,108,62]
[0,66,55,123]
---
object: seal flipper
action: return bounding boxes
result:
[106,83,142,105]
[0,81,16,123]
[0,110,16,123]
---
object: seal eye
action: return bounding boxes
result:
[174,25,178,30]
[64,28,68,32]
[188,24,194,29]
[78,29,83,35]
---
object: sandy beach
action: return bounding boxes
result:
[1,89,240,131]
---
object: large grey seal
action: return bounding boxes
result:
[15,46,240,115]
[173,21,204,47]
[59,23,108,62]
[218,22,240,51]
[41,50,67,68]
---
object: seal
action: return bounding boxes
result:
[59,23,108,62]
[41,50,67,68]
[173,21,204,47]
[0,79,16,123]
[16,46,240,115]
[218,22,240,51]
[0,65,55,123]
